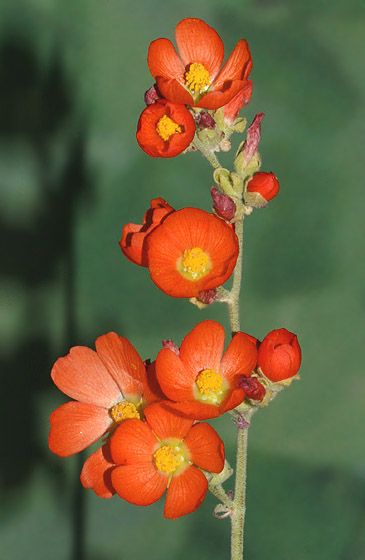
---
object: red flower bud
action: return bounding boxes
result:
[239,376,266,401]
[211,187,236,221]
[144,85,161,105]
[247,172,280,204]
[196,111,216,129]
[258,328,301,382]
[242,112,264,163]
[197,288,217,305]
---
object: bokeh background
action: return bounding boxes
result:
[1,0,364,559]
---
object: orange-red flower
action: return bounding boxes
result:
[136,99,196,157]
[120,197,174,266]
[148,18,252,110]
[146,208,239,297]
[258,328,301,382]
[156,320,258,419]
[109,402,225,518]
[49,334,162,457]
[80,442,116,499]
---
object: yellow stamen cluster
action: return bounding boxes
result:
[156,115,182,142]
[180,247,211,280]
[196,369,224,404]
[153,444,185,475]
[185,62,211,94]
[110,401,140,423]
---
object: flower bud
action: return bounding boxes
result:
[239,376,266,402]
[245,172,280,208]
[258,328,301,382]
[234,113,264,178]
[144,85,160,105]
[213,167,244,197]
[211,187,236,221]
[197,288,218,305]
[162,339,180,355]
[196,111,215,129]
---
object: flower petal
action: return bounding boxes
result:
[112,463,167,506]
[144,402,193,440]
[214,39,252,88]
[184,423,225,473]
[180,320,225,375]
[51,346,121,408]
[156,77,194,105]
[95,332,146,398]
[221,332,258,382]
[164,466,208,519]
[164,400,221,421]
[142,361,165,405]
[110,419,156,465]
[155,348,195,401]
[198,79,249,110]
[220,387,245,414]
[49,402,111,457]
[148,38,185,81]
[175,18,224,77]
[80,445,115,499]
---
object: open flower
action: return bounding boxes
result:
[49,334,162,456]
[148,18,252,110]
[146,208,239,297]
[109,402,225,518]
[137,99,196,157]
[156,320,258,419]
[120,197,174,266]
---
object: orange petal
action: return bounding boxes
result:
[144,402,193,440]
[164,466,208,519]
[184,423,225,473]
[214,39,252,87]
[221,332,258,382]
[80,445,115,499]
[180,320,225,376]
[155,348,195,401]
[164,400,221,420]
[220,387,245,414]
[146,208,239,297]
[156,77,194,105]
[120,223,147,266]
[142,361,165,405]
[110,419,156,465]
[95,333,146,398]
[198,79,249,110]
[51,346,121,408]
[175,18,224,78]
[112,463,167,506]
[148,38,185,80]
[49,402,111,457]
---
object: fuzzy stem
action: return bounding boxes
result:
[193,136,221,169]
[231,418,250,560]
[228,216,244,333]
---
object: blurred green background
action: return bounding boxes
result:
[1,0,364,559]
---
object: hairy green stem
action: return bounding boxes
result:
[228,216,244,332]
[231,417,250,560]
[193,136,221,169]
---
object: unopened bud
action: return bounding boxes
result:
[245,172,280,208]
[213,167,244,197]
[196,111,215,129]
[197,288,218,305]
[234,113,264,177]
[239,376,266,402]
[162,339,180,355]
[144,85,160,106]
[211,187,236,221]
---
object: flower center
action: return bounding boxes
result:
[110,401,140,423]
[156,115,182,142]
[185,62,211,94]
[179,247,211,281]
[153,443,186,475]
[195,368,225,404]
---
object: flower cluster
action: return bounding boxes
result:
[48,17,302,525]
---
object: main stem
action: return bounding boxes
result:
[229,214,249,560]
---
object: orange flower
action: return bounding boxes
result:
[109,402,225,518]
[136,99,196,157]
[156,320,258,419]
[146,208,239,297]
[80,442,116,499]
[120,197,174,266]
[49,334,162,457]
[148,18,252,110]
